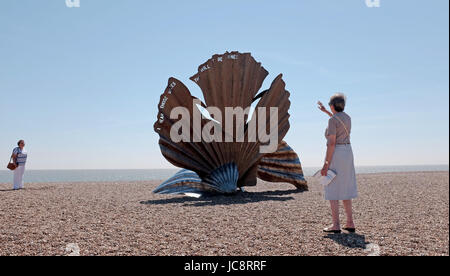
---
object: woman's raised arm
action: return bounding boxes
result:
[317,101,333,117]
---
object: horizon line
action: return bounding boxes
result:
[0,164,448,172]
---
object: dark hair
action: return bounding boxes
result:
[17,140,25,146]
[329,93,346,112]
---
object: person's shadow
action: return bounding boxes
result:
[324,232,368,249]
[140,187,307,207]
[0,186,55,192]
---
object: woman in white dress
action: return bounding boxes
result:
[318,94,358,234]
[11,140,28,190]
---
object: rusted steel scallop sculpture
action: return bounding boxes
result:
[154,51,307,196]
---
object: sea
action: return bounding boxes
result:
[0,165,448,184]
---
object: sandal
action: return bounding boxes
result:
[343,227,356,233]
[323,227,341,234]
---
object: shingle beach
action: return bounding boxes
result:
[0,171,448,256]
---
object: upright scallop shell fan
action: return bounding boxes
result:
[154,52,307,196]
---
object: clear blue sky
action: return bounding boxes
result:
[0,0,448,170]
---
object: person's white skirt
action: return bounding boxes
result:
[324,144,358,200]
[13,165,25,190]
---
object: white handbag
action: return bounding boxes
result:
[313,169,337,186]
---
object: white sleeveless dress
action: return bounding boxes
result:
[324,114,358,200]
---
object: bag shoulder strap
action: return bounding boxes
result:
[10,148,18,163]
[333,114,350,138]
